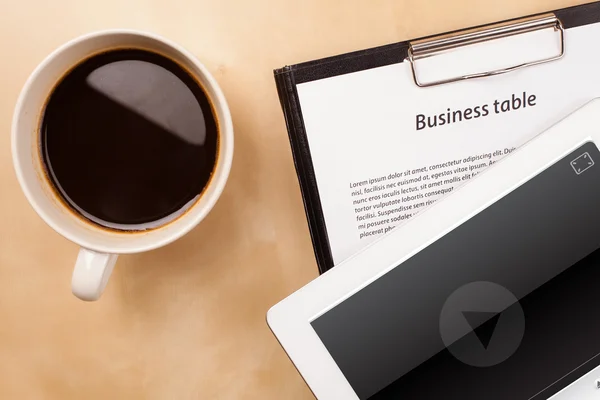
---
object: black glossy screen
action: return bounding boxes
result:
[311,142,600,399]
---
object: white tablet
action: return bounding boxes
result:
[268,98,600,400]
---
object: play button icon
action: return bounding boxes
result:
[440,281,525,367]
[461,311,501,350]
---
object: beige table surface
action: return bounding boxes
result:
[0,0,590,398]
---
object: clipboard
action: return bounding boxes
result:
[274,1,600,275]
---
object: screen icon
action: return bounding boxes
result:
[439,281,525,367]
[571,152,594,175]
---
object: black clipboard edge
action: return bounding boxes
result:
[556,0,600,28]
[280,42,410,85]
[274,1,600,275]
[275,69,333,274]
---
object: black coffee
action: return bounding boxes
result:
[41,49,218,228]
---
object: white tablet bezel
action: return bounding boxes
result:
[267,98,600,400]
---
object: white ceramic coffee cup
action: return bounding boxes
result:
[12,30,233,301]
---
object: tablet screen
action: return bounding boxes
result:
[311,142,600,400]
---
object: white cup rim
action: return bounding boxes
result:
[12,29,234,254]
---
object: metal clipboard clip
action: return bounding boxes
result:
[406,13,565,88]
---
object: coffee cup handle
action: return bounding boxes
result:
[71,248,118,301]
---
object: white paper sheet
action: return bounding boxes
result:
[296,22,600,266]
